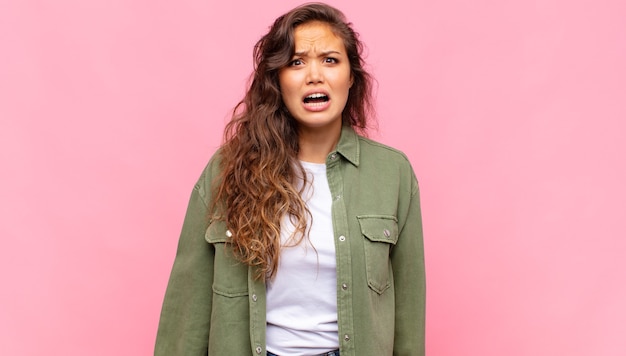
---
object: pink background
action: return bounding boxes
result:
[1,0,625,355]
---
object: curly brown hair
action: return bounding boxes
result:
[212,2,375,279]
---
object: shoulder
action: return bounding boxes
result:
[194,148,224,202]
[356,135,414,168]
[355,135,419,194]
[198,148,223,181]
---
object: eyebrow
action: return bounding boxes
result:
[293,50,342,57]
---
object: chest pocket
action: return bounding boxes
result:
[205,221,249,297]
[357,215,399,294]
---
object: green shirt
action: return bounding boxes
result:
[155,126,425,355]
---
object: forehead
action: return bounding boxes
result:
[293,21,345,53]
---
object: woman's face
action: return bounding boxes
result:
[279,21,353,136]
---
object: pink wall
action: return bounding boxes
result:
[1,0,625,355]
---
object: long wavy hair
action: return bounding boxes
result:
[211,2,375,279]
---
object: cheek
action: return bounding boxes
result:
[279,76,298,99]
[335,68,353,91]
[338,77,353,95]
[281,88,298,106]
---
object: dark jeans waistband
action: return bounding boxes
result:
[267,349,340,356]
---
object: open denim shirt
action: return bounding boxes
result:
[155,126,425,356]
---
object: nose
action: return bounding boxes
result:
[306,61,324,84]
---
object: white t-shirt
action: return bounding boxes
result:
[265,161,339,356]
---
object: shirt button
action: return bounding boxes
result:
[330,153,337,160]
[344,334,351,341]
[341,283,348,290]
[383,229,391,238]
[225,229,232,238]
[255,346,262,354]
[252,294,257,302]
[334,195,341,201]
[338,235,346,242]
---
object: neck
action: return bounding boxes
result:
[297,125,342,163]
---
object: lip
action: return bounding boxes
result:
[302,89,331,112]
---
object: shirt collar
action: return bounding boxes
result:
[334,125,360,167]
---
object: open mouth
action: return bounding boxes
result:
[303,93,329,104]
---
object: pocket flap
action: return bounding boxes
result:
[357,215,399,244]
[205,220,229,244]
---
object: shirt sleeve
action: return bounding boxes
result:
[154,165,215,355]
[391,172,426,356]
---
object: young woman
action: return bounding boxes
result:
[155,3,425,356]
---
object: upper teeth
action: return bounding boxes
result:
[306,93,326,99]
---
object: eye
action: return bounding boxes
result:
[289,58,303,66]
[324,57,338,64]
